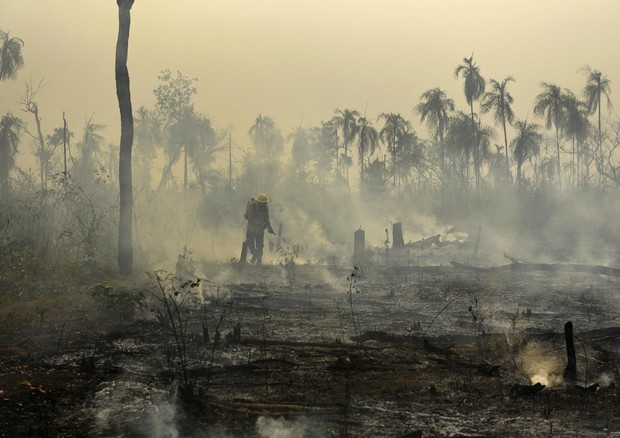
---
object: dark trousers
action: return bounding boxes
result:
[246,229,265,264]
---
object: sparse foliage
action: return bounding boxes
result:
[0,29,24,81]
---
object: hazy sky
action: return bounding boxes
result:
[1,0,619,160]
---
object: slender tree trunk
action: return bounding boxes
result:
[571,137,576,189]
[470,101,479,195]
[29,104,47,190]
[116,0,135,275]
[598,90,603,186]
[555,124,561,191]
[392,131,396,195]
[157,148,181,193]
[62,112,68,179]
[344,142,349,186]
[501,112,510,183]
[439,131,445,219]
[360,141,364,195]
[183,144,188,189]
[335,132,339,181]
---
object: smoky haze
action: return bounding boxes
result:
[2,1,619,146]
[1,0,619,272]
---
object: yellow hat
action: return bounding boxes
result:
[256,194,269,203]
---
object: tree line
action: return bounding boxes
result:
[1,22,617,275]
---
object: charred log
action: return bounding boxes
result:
[405,234,442,249]
[451,255,620,277]
[510,382,545,398]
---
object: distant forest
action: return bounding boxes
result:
[1,22,618,282]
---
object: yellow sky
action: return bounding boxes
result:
[1,0,619,162]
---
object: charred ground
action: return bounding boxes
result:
[1,257,620,437]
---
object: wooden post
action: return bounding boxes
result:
[239,241,248,264]
[564,321,577,381]
[353,229,365,265]
[392,222,405,248]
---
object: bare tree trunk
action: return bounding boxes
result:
[555,125,562,191]
[19,80,48,189]
[31,104,47,189]
[470,101,479,195]
[157,147,180,193]
[360,141,364,195]
[63,112,68,179]
[116,0,134,275]
[183,144,188,189]
[502,113,510,183]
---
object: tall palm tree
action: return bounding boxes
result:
[455,54,486,192]
[135,106,162,152]
[314,119,338,183]
[562,92,590,188]
[333,108,360,185]
[174,110,201,189]
[581,66,612,181]
[188,115,221,192]
[534,82,566,191]
[46,123,74,179]
[475,122,496,181]
[288,126,313,177]
[248,114,282,187]
[511,120,542,190]
[248,114,281,157]
[394,130,423,189]
[356,116,379,194]
[0,113,22,197]
[480,77,515,180]
[379,112,410,194]
[0,30,24,81]
[133,106,162,189]
[73,115,106,183]
[415,88,455,195]
[445,111,475,189]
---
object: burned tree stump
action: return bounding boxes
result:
[392,222,405,248]
[353,228,365,265]
[239,241,248,264]
[564,321,577,382]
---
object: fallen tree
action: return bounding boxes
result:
[451,253,620,277]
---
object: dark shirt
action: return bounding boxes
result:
[245,200,271,233]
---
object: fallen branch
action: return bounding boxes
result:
[510,382,545,398]
[451,255,620,277]
[207,398,341,415]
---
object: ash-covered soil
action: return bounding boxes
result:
[1,261,620,437]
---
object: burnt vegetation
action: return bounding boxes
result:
[1,16,620,438]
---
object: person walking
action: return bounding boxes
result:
[243,194,275,264]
